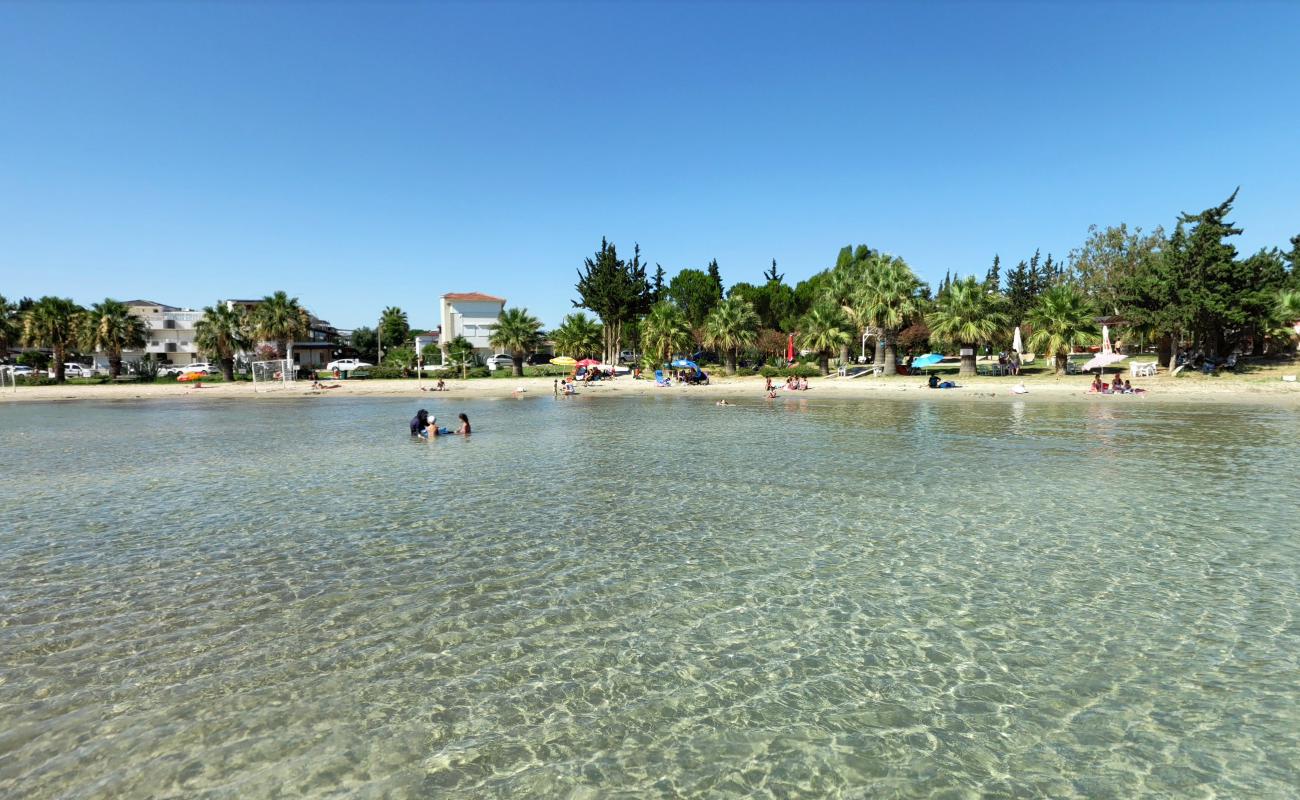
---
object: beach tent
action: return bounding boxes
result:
[911,353,944,370]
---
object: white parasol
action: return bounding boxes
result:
[1012,326,1023,355]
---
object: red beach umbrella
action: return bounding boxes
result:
[786,334,795,364]
[576,358,602,367]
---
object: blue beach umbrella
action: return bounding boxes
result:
[911,353,944,369]
[670,359,698,369]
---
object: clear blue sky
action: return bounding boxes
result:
[2,1,1298,331]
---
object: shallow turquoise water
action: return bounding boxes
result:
[1,395,1298,798]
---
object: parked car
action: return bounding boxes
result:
[485,353,515,371]
[63,363,95,378]
[326,358,372,372]
[1,365,35,377]
[163,363,212,376]
[526,353,552,366]
[619,350,639,364]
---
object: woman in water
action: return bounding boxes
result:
[456,413,471,435]
[410,409,430,437]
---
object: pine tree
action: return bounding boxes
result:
[652,264,666,303]
[764,258,783,283]
[1005,260,1032,323]
[574,238,651,363]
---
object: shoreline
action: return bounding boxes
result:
[4,373,1298,407]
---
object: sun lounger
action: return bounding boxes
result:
[654,369,671,387]
[1131,362,1158,378]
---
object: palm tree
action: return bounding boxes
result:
[22,296,84,383]
[1025,285,1100,374]
[250,291,309,360]
[854,255,923,375]
[195,303,251,381]
[1275,290,1300,353]
[488,307,543,377]
[0,294,19,355]
[822,264,864,366]
[798,303,852,375]
[926,276,1009,376]
[703,297,760,375]
[378,306,410,360]
[641,301,693,368]
[551,313,603,358]
[79,299,148,378]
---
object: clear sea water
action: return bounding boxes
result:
[1,394,1298,798]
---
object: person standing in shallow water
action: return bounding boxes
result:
[410,409,429,436]
[456,413,471,435]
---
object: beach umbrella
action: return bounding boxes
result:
[787,334,795,364]
[549,356,577,366]
[911,353,944,370]
[1080,351,1126,373]
[177,372,204,382]
[1012,326,1023,355]
[576,358,601,367]
[670,358,698,369]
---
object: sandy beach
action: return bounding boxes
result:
[5,370,1299,406]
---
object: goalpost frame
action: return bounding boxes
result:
[251,359,294,392]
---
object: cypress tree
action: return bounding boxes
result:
[706,259,724,302]
[984,254,1001,292]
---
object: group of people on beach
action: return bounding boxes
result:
[1090,375,1144,395]
[762,375,809,397]
[409,408,470,439]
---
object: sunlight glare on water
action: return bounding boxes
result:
[2,395,1298,798]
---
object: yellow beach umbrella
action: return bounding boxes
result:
[549,356,577,366]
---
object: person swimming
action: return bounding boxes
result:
[424,415,451,439]
[456,413,471,435]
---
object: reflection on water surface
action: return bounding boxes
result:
[2,396,1297,797]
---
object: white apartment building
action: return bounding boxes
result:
[439,292,506,363]
[122,300,203,367]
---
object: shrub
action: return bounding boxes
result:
[365,364,409,379]
[758,364,822,378]
[135,357,160,383]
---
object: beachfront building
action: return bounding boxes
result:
[115,300,205,369]
[439,292,506,364]
[220,299,343,370]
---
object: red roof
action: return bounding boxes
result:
[442,292,505,303]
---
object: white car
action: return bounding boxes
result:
[63,363,95,378]
[1,365,34,377]
[326,358,372,372]
[485,353,515,371]
[163,363,212,376]
[619,350,639,364]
